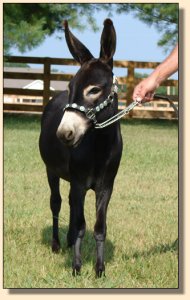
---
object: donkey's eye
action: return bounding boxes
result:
[88,87,101,95]
[83,85,102,102]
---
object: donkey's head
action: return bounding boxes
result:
[56,19,116,147]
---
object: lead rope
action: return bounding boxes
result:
[94,100,139,129]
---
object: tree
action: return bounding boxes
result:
[4,3,178,55]
[3,3,107,55]
[114,3,178,52]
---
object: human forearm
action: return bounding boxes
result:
[150,44,178,86]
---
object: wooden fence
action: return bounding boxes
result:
[3,56,178,119]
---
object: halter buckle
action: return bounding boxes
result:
[86,109,97,123]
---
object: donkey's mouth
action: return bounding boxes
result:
[72,135,84,148]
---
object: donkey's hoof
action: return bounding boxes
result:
[95,263,105,278]
[72,265,81,277]
[96,270,106,278]
[52,239,60,253]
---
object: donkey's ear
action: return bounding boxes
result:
[99,19,116,68]
[64,20,94,65]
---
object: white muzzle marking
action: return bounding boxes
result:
[56,111,88,146]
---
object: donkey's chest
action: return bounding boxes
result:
[69,134,121,189]
[69,155,109,190]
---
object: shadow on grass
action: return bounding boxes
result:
[41,225,115,270]
[122,239,178,261]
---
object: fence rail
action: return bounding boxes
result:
[3,55,178,119]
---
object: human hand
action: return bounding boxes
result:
[132,44,178,104]
[132,76,159,103]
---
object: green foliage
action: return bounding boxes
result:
[4,115,178,288]
[4,62,30,68]
[3,3,104,55]
[135,72,148,79]
[5,18,48,54]
[156,86,167,95]
[115,3,178,52]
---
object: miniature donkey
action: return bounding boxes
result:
[39,19,123,277]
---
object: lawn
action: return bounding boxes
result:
[3,114,178,289]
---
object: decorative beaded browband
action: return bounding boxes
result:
[63,75,118,126]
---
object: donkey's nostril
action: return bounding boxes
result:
[56,127,75,143]
[65,130,74,141]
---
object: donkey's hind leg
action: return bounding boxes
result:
[47,168,62,253]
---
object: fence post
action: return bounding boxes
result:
[126,62,135,118]
[43,58,51,108]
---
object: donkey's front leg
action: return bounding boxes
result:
[47,169,62,253]
[94,187,113,278]
[67,182,86,276]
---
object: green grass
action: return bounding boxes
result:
[3,115,178,289]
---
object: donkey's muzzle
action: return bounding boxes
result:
[56,110,89,147]
[56,126,75,145]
